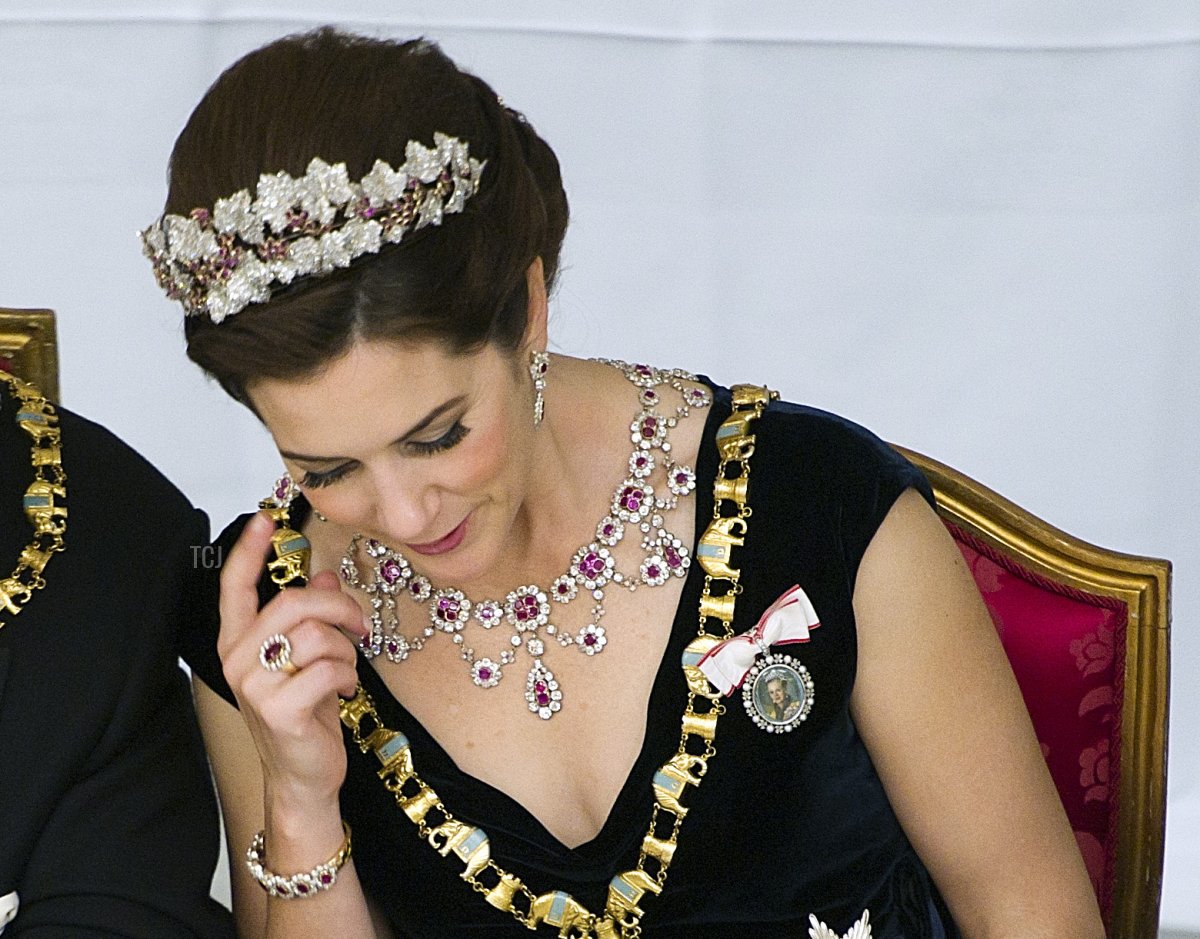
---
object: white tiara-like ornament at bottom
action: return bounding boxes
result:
[809,909,872,939]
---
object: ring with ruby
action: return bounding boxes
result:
[259,633,298,674]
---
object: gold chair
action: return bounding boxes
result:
[894,445,1170,938]
[0,308,59,401]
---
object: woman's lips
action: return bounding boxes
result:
[407,515,469,556]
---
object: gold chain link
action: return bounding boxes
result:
[0,372,66,630]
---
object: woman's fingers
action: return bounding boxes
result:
[242,654,362,726]
[225,594,366,688]
[212,515,364,802]
[283,619,360,671]
[309,569,341,591]
[254,588,366,642]
[223,583,367,680]
[264,658,362,722]
[217,512,277,648]
[219,514,368,643]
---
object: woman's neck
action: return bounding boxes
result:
[460,356,640,597]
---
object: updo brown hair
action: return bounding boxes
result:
[166,28,568,406]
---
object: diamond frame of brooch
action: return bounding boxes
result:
[743,653,815,734]
[525,660,563,719]
[659,536,691,577]
[666,464,697,497]
[375,555,411,593]
[382,633,410,663]
[625,363,659,388]
[639,554,669,587]
[407,575,432,603]
[628,450,655,479]
[631,412,668,450]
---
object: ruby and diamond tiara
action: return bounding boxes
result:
[141,132,485,323]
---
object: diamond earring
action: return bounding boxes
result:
[530,350,549,426]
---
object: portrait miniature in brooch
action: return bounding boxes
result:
[744,654,814,733]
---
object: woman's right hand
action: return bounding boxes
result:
[217,511,369,813]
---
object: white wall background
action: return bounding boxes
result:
[1,2,1196,931]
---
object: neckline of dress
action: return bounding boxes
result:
[293,376,728,861]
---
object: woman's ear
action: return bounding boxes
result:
[523,256,549,352]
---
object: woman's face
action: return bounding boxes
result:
[248,338,536,585]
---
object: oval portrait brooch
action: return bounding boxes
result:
[742,652,814,733]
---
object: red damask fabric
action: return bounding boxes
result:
[949,524,1126,920]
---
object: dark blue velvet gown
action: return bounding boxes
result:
[187,378,960,938]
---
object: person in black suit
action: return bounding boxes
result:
[0,372,233,937]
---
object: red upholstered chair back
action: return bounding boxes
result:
[894,446,1170,939]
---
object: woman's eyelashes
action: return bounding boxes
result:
[408,420,470,455]
[298,463,352,489]
[297,422,471,489]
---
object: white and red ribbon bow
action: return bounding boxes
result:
[696,585,820,696]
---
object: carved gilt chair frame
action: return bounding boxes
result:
[0,308,59,401]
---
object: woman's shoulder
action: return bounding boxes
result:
[700,375,928,499]
[700,378,933,588]
[774,400,930,506]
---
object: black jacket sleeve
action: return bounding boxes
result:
[0,396,234,938]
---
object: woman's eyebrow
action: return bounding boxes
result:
[279,395,467,463]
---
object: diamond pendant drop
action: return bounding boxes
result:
[525,660,562,720]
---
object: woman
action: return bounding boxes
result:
[151,28,1103,938]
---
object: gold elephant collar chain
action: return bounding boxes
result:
[336,359,712,720]
[263,376,775,938]
[0,372,67,630]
